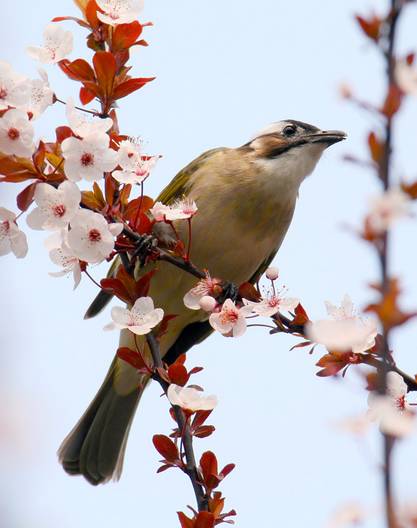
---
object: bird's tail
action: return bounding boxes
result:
[58,359,148,485]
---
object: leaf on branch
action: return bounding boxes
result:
[0,154,38,183]
[238,282,261,302]
[168,363,189,386]
[290,340,313,351]
[152,434,180,463]
[105,173,118,206]
[194,512,216,528]
[112,77,156,101]
[368,131,384,165]
[366,278,417,330]
[59,58,96,82]
[93,51,116,99]
[401,180,417,200]
[117,346,147,370]
[112,21,143,51]
[381,85,402,118]
[292,303,310,326]
[355,14,381,42]
[52,15,90,28]
[17,182,37,212]
[85,0,101,29]
[100,277,131,303]
[79,86,96,105]
[316,351,365,377]
[177,512,196,528]
[193,425,215,439]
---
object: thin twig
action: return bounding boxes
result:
[146,333,209,512]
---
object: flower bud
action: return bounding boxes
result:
[265,267,279,281]
[199,295,217,312]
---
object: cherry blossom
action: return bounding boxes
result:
[96,0,144,26]
[26,181,81,231]
[105,296,164,335]
[209,299,253,337]
[27,24,73,64]
[199,295,217,312]
[244,291,299,317]
[265,266,279,281]
[67,209,123,263]
[367,188,411,234]
[0,207,28,258]
[395,61,417,96]
[66,99,113,138]
[183,274,222,310]
[0,61,30,111]
[61,134,118,182]
[44,231,81,289]
[113,139,158,184]
[23,70,54,118]
[150,199,198,222]
[306,295,377,353]
[0,109,34,157]
[167,384,218,412]
[367,372,414,437]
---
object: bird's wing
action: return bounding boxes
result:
[84,148,225,319]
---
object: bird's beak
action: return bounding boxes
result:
[308,129,347,146]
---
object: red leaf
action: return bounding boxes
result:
[406,53,415,66]
[100,277,131,303]
[134,269,156,298]
[168,364,189,386]
[56,126,74,143]
[85,0,100,28]
[194,512,215,528]
[105,173,118,206]
[152,434,179,462]
[117,347,146,370]
[17,182,37,211]
[32,140,46,171]
[80,86,96,105]
[401,180,417,200]
[355,14,381,41]
[238,281,261,302]
[194,425,215,438]
[125,195,154,221]
[52,16,90,28]
[59,58,96,82]
[200,451,218,483]
[112,21,143,51]
[177,512,195,528]
[368,131,384,165]
[220,463,235,479]
[93,51,116,98]
[81,190,103,211]
[192,410,212,429]
[113,77,155,100]
[382,85,402,118]
[292,303,309,325]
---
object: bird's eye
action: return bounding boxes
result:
[283,125,297,137]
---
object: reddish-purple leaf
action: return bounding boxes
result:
[152,434,179,462]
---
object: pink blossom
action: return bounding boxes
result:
[0,109,34,157]
[150,199,198,222]
[44,230,81,289]
[0,61,30,111]
[66,98,113,138]
[167,384,217,412]
[367,188,411,234]
[244,292,299,317]
[0,207,28,258]
[27,24,73,64]
[183,275,222,310]
[209,299,253,337]
[96,0,144,26]
[105,296,164,335]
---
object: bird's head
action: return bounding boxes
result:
[243,119,346,187]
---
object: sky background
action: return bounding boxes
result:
[1,1,417,527]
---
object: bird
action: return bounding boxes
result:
[58,119,346,485]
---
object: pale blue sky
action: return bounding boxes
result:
[2,1,417,527]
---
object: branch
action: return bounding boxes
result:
[146,332,209,512]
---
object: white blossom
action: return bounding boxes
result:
[209,299,253,337]
[150,199,198,222]
[44,230,81,289]
[265,266,279,281]
[167,384,217,412]
[27,24,73,64]
[21,69,54,119]
[306,295,377,353]
[244,292,299,317]
[67,209,122,263]
[326,502,367,528]
[26,181,81,231]
[395,61,417,96]
[113,139,158,184]
[0,207,28,258]
[96,0,144,26]
[367,188,411,234]
[66,98,113,138]
[199,295,217,312]
[0,109,34,157]
[368,372,414,437]
[105,296,164,335]
[61,134,118,182]
[183,275,222,310]
[0,61,30,111]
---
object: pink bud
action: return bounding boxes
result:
[199,295,217,312]
[265,267,279,281]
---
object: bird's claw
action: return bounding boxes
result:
[217,281,239,304]
[133,234,158,267]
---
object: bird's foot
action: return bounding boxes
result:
[132,234,159,268]
[217,281,239,304]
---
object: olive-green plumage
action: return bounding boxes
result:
[58,120,346,484]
